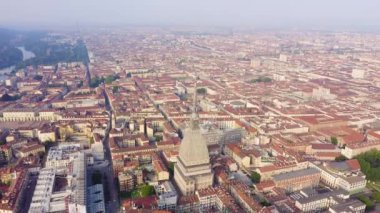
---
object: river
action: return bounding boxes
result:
[18,46,35,61]
[0,46,35,81]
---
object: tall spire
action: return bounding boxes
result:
[191,78,199,129]
[175,75,213,195]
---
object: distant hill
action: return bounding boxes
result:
[0,29,23,69]
[0,28,89,70]
[0,28,18,45]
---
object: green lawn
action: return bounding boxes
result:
[131,184,155,199]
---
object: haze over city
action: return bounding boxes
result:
[1,0,380,30]
[1,1,380,213]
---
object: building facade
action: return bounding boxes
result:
[174,86,213,195]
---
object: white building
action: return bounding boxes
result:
[155,181,178,210]
[250,58,261,68]
[273,73,286,81]
[29,168,57,213]
[351,69,365,79]
[279,54,288,62]
[29,145,88,213]
[312,161,366,194]
[312,87,336,101]
[45,143,81,170]
[293,189,348,213]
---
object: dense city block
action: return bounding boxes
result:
[1,27,380,212]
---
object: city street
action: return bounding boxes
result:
[17,173,38,213]
[102,89,119,213]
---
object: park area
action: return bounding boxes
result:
[120,184,155,200]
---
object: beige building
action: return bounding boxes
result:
[224,144,251,168]
[272,168,321,192]
[153,157,170,182]
[312,160,366,194]
[174,87,213,195]
[0,110,56,122]
[15,142,45,158]
[37,130,56,143]
[118,172,136,192]
[342,140,380,159]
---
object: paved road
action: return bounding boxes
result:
[17,173,38,213]
[84,46,118,212]
[233,170,253,186]
[102,89,119,213]
[85,62,91,87]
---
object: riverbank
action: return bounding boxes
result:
[0,46,35,81]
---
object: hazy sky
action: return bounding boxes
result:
[1,0,379,29]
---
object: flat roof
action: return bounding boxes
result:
[273,168,320,182]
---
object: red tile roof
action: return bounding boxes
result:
[346,159,361,171]
[311,143,336,150]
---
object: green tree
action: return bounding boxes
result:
[251,76,272,83]
[168,162,175,176]
[251,171,261,184]
[260,200,271,207]
[104,74,120,84]
[335,155,348,162]
[112,86,119,93]
[355,149,380,181]
[90,76,104,88]
[0,45,23,69]
[13,38,90,69]
[105,76,114,84]
[4,180,11,186]
[331,136,338,145]
[358,195,375,211]
[373,191,380,204]
[196,88,207,95]
[154,135,163,142]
